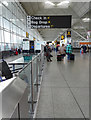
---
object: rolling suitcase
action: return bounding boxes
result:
[70,54,75,60]
[57,55,62,61]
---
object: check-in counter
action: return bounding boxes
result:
[0,77,29,119]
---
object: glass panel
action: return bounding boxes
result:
[11,34,16,43]
[8,2,12,12]
[14,4,17,16]
[16,18,19,27]
[19,63,31,99]
[3,18,10,30]
[4,31,10,43]
[0,2,2,15]
[12,24,16,33]
[0,43,1,51]
[2,5,6,18]
[5,43,10,51]
[0,30,2,42]
[12,15,16,25]
[13,34,16,43]
[16,35,21,43]
[12,3,15,14]
[6,8,11,21]
[19,28,21,35]
[33,59,37,84]
[1,43,5,51]
[10,22,12,32]
[11,43,15,49]
[1,30,4,42]
[0,16,3,27]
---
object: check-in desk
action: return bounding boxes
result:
[0,77,29,119]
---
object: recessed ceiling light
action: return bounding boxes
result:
[57,0,70,6]
[45,1,55,6]
[82,18,90,22]
[0,3,2,6]
[2,1,8,6]
[74,26,84,29]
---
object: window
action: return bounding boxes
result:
[1,30,4,42]
[2,5,6,18]
[13,34,16,43]
[3,18,10,30]
[0,16,3,27]
[4,31,10,43]
[0,43,1,51]
[5,43,10,51]
[1,43,4,51]
[12,24,16,33]
[0,30,2,42]
[0,2,36,51]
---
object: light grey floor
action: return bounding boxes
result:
[5,54,23,63]
[36,52,89,119]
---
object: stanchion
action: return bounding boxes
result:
[31,61,34,113]
[34,57,40,92]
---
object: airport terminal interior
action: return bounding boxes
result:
[0,0,91,119]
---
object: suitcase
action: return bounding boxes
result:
[70,54,75,60]
[57,55,62,61]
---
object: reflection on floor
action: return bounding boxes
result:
[36,52,89,119]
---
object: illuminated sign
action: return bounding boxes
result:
[27,16,72,29]
[33,37,36,41]
[26,32,29,38]
[67,31,71,37]
[54,40,57,43]
[61,35,65,40]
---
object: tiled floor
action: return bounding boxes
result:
[5,54,23,63]
[36,52,89,119]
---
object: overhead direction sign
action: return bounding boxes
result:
[27,16,72,29]
[67,31,71,37]
[61,35,65,40]
[26,32,29,38]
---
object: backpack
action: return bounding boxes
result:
[0,60,13,79]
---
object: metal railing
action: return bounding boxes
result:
[18,51,44,115]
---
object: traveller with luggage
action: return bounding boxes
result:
[57,44,66,61]
[45,44,52,62]
[56,44,60,53]
[59,44,66,60]
[66,43,74,61]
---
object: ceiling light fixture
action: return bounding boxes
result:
[2,1,8,6]
[82,18,90,22]
[57,0,70,6]
[45,1,55,6]
[74,26,84,29]
[0,3,2,6]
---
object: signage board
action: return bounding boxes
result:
[26,32,29,38]
[27,16,72,29]
[61,35,65,40]
[23,39,29,50]
[35,42,41,50]
[67,31,71,37]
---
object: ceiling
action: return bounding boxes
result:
[20,1,91,42]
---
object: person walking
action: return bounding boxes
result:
[46,44,52,62]
[66,43,73,61]
[59,44,66,60]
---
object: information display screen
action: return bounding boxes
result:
[23,40,29,50]
[27,16,72,29]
